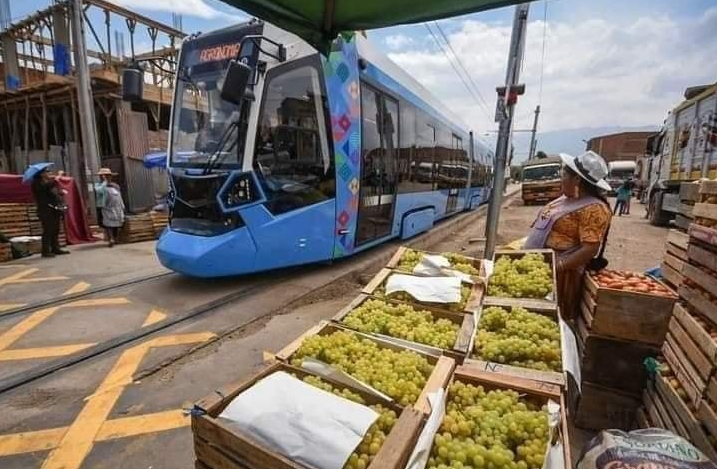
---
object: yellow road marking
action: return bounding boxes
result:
[0,410,190,456]
[0,264,26,269]
[0,298,129,354]
[0,303,25,313]
[63,281,91,296]
[0,268,68,287]
[40,332,215,469]
[0,343,95,361]
[142,309,167,327]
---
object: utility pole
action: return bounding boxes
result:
[528,104,540,160]
[484,3,530,259]
[70,0,100,215]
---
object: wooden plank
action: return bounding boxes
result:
[646,386,678,434]
[654,376,693,438]
[679,284,717,326]
[690,223,717,247]
[681,182,701,201]
[661,262,682,289]
[700,180,717,196]
[363,269,391,296]
[194,436,249,469]
[679,202,695,218]
[635,407,652,429]
[582,274,675,345]
[462,359,565,387]
[664,252,686,274]
[414,356,455,415]
[708,377,717,405]
[668,229,690,251]
[672,302,717,364]
[697,400,717,441]
[663,336,704,407]
[574,381,641,431]
[454,364,561,399]
[385,247,408,270]
[683,263,717,305]
[688,243,717,274]
[668,317,714,381]
[675,214,693,232]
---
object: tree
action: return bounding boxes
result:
[535,151,548,159]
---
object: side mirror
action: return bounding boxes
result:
[220,60,252,105]
[121,67,144,102]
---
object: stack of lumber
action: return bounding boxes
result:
[191,247,572,469]
[636,180,717,460]
[661,229,689,289]
[26,205,66,246]
[574,270,677,430]
[0,204,32,238]
[0,243,11,262]
[676,182,700,232]
[119,213,156,243]
[150,211,168,237]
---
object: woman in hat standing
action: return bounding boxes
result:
[99,169,125,247]
[523,151,612,320]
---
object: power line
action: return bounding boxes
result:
[423,23,493,123]
[432,21,493,118]
[538,0,548,104]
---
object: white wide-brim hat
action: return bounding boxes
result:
[560,151,611,192]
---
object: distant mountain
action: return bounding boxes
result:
[510,125,660,164]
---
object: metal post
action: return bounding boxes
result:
[484,3,530,259]
[528,104,540,160]
[70,0,99,217]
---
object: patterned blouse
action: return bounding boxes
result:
[545,202,611,252]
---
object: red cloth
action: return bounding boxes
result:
[0,173,95,245]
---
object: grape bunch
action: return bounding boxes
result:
[341,298,459,349]
[375,281,472,312]
[473,306,562,372]
[488,254,553,299]
[398,249,480,276]
[295,374,398,469]
[291,330,434,406]
[428,381,550,469]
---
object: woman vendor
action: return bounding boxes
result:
[524,151,612,319]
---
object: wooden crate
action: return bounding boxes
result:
[681,181,701,203]
[451,365,571,467]
[581,273,676,345]
[681,264,717,326]
[663,230,689,289]
[385,246,484,276]
[331,294,475,360]
[573,381,641,431]
[576,316,659,395]
[192,360,423,469]
[150,211,168,237]
[652,372,717,461]
[675,214,693,232]
[363,268,483,315]
[697,376,717,455]
[484,249,558,311]
[464,304,565,387]
[662,334,706,408]
[275,322,455,415]
[120,213,157,243]
[669,303,717,383]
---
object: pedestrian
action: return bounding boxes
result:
[523,151,612,320]
[31,167,69,258]
[624,177,635,215]
[94,168,110,236]
[100,170,125,247]
[614,181,632,216]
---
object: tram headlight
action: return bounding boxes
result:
[220,173,257,208]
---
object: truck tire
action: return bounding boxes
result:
[648,192,671,226]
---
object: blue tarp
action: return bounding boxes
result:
[143,151,167,169]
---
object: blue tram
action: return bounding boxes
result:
[151,20,493,277]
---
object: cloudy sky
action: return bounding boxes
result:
[13,0,717,157]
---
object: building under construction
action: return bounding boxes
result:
[0,0,185,212]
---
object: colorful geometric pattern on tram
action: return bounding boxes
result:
[323,36,361,257]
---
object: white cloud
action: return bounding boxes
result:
[108,0,244,21]
[385,34,414,50]
[386,8,717,138]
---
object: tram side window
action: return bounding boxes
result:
[397,103,416,194]
[254,59,335,215]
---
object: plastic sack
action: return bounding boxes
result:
[577,428,717,469]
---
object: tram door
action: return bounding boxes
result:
[356,85,399,245]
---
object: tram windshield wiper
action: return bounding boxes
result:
[202,120,239,175]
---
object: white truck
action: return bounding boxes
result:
[645,82,717,225]
[606,160,637,195]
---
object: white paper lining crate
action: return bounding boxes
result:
[662,230,689,289]
[463,304,565,387]
[363,268,484,316]
[275,321,455,415]
[385,246,484,277]
[331,294,475,362]
[483,249,558,312]
[191,360,424,469]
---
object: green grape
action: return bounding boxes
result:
[291,331,433,406]
[341,298,459,349]
[473,306,562,372]
[430,381,551,469]
[374,281,472,312]
[487,254,553,299]
[397,249,480,276]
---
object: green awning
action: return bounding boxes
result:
[218,0,530,52]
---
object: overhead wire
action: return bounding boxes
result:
[423,22,493,123]
[538,0,548,104]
